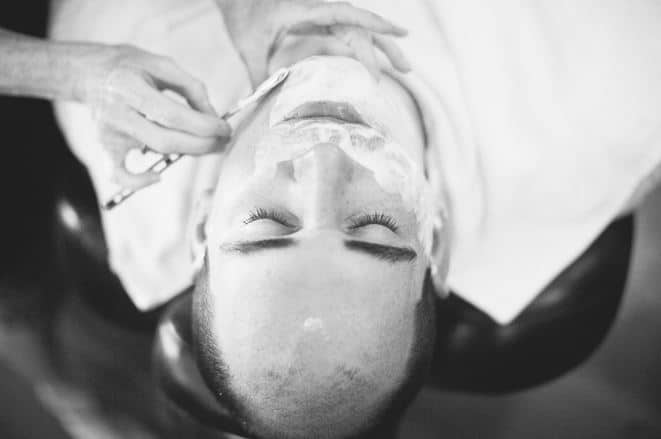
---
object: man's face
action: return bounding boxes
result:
[196,57,434,437]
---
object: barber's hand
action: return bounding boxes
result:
[81,45,230,190]
[216,0,411,86]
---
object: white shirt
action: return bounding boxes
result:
[50,0,661,323]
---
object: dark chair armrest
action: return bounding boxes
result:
[429,216,634,393]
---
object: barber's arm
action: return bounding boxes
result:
[0,27,229,190]
[215,0,411,86]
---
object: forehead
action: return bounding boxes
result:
[202,236,424,388]
[204,236,424,354]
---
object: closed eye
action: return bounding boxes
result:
[347,212,399,233]
[243,207,297,228]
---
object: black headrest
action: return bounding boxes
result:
[430,216,634,393]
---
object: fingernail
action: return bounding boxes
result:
[391,23,409,36]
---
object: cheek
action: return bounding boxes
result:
[213,105,273,200]
[215,146,256,193]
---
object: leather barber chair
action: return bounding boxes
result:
[54,147,634,436]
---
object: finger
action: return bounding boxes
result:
[288,2,408,36]
[117,109,226,156]
[149,56,218,116]
[110,156,161,191]
[105,136,161,191]
[372,34,412,73]
[269,37,344,72]
[287,23,332,36]
[131,80,230,138]
[332,26,381,80]
[269,35,355,73]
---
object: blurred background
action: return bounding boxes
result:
[0,3,660,438]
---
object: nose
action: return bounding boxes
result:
[292,142,355,228]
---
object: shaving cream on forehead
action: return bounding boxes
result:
[269,56,406,137]
[253,120,440,256]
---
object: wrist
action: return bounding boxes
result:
[55,42,117,103]
[0,30,106,102]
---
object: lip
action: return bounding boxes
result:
[282,101,368,126]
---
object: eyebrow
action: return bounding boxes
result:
[220,238,297,254]
[344,240,417,263]
[219,237,417,263]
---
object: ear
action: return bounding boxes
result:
[190,189,214,272]
[429,212,451,298]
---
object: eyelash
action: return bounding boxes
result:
[243,208,399,232]
[243,207,294,226]
[348,212,399,232]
